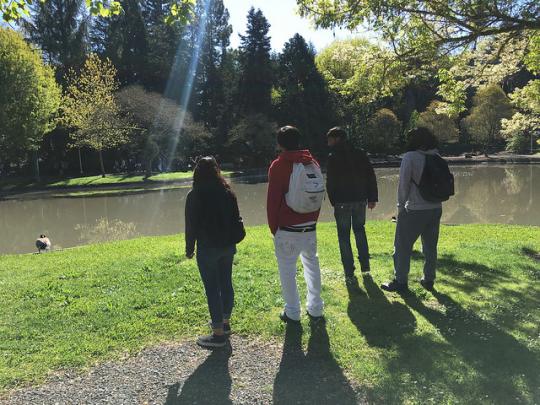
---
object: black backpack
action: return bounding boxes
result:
[415,155,455,202]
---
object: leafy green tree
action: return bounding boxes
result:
[461,84,513,153]
[62,54,131,176]
[316,38,406,137]
[297,0,540,58]
[0,28,61,180]
[365,109,402,154]
[275,33,334,155]
[238,7,273,116]
[23,0,88,83]
[417,101,459,143]
[228,114,277,167]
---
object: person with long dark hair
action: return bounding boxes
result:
[185,157,244,348]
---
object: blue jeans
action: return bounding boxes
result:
[196,245,236,329]
[393,208,442,284]
[334,202,370,276]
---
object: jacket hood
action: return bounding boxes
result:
[279,149,316,164]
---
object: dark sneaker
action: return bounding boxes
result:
[306,311,325,322]
[197,333,227,348]
[361,266,371,275]
[279,311,300,324]
[381,279,409,293]
[207,321,232,336]
[420,279,435,291]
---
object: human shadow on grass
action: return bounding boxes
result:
[273,321,358,405]
[164,345,233,405]
[347,275,417,348]
[403,291,540,403]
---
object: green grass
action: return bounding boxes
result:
[0,222,539,403]
[0,171,233,192]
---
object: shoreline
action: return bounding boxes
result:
[1,155,539,201]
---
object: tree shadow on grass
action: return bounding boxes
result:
[164,345,233,405]
[403,291,540,403]
[347,275,417,348]
[273,321,359,404]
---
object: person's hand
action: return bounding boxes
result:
[186,252,194,260]
[368,202,377,210]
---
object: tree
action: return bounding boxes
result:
[461,84,513,153]
[365,109,402,154]
[297,0,540,58]
[417,101,459,143]
[238,7,273,116]
[316,38,406,137]
[23,0,88,83]
[62,54,131,176]
[275,33,335,155]
[228,114,277,167]
[0,28,61,180]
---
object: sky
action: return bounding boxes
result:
[222,0,366,51]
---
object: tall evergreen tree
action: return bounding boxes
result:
[90,0,148,85]
[276,33,335,154]
[24,0,88,82]
[238,7,272,116]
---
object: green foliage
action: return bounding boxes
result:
[365,109,402,154]
[501,112,540,153]
[417,101,459,143]
[461,84,513,150]
[0,28,61,162]
[525,33,540,74]
[62,54,130,175]
[238,7,273,115]
[436,68,467,118]
[228,114,277,167]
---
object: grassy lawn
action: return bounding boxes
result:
[0,222,539,403]
[0,171,232,192]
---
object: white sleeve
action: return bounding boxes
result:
[397,154,412,209]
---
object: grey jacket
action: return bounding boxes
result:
[397,150,443,211]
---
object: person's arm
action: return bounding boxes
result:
[361,151,378,204]
[397,154,412,212]
[184,191,198,258]
[326,153,336,206]
[266,162,284,235]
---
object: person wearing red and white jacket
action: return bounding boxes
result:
[267,126,324,323]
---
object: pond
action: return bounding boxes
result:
[1,164,538,255]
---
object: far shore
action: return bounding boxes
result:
[1,153,539,201]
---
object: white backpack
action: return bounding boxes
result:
[285,162,325,213]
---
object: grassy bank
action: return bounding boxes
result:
[0,171,232,193]
[0,222,539,403]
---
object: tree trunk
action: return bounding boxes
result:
[98,150,106,178]
[33,150,40,183]
[78,148,84,175]
[144,159,152,180]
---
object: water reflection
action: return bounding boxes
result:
[0,165,538,255]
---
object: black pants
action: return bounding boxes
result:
[197,245,236,329]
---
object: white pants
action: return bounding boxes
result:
[274,229,324,321]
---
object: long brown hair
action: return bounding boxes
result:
[193,156,231,190]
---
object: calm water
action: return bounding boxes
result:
[1,165,538,255]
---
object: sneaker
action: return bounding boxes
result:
[306,311,325,322]
[361,266,371,275]
[279,311,300,324]
[197,333,227,348]
[207,321,232,336]
[381,279,409,293]
[420,279,434,291]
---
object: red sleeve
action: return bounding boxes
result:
[266,160,285,235]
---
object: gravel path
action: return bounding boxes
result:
[2,326,366,405]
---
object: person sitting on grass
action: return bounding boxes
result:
[267,126,325,323]
[382,127,450,293]
[326,127,378,284]
[185,157,244,348]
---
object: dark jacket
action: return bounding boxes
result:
[185,182,240,256]
[326,142,378,206]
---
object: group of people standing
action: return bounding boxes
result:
[185,125,451,348]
